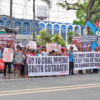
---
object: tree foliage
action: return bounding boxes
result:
[52,34,65,46]
[36,30,65,46]
[67,31,74,44]
[36,29,50,46]
[57,0,100,24]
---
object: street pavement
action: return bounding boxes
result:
[0,73,100,100]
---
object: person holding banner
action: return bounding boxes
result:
[86,47,92,74]
[25,49,32,78]
[42,47,47,56]
[69,46,74,75]
[66,47,69,56]
[61,48,67,56]
[21,48,26,77]
[3,46,14,79]
[49,50,56,56]
[93,47,98,74]
[78,47,84,74]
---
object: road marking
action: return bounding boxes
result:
[0,83,100,96]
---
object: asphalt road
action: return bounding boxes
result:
[0,73,100,100]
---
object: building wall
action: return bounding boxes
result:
[0,15,83,42]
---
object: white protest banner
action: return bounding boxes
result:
[28,41,37,50]
[3,48,14,62]
[16,35,33,40]
[0,34,15,48]
[74,52,100,70]
[28,56,69,76]
[72,36,97,43]
[80,36,97,43]
[46,43,61,53]
[16,40,29,47]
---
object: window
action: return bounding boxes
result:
[31,23,39,35]
[23,22,30,34]
[6,20,10,28]
[46,24,52,35]
[39,23,44,31]
[61,25,66,41]
[0,20,4,27]
[74,26,79,35]
[54,24,59,34]
[15,21,21,34]
[68,26,73,32]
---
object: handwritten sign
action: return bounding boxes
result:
[3,48,14,62]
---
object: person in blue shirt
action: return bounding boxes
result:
[36,48,44,56]
[69,46,74,75]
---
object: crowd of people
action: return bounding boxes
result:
[0,45,99,79]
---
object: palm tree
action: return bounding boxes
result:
[28,0,51,41]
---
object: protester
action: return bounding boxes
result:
[69,46,74,75]
[24,49,31,78]
[93,47,98,74]
[50,50,56,56]
[42,47,47,56]
[3,46,13,79]
[13,46,24,78]
[86,47,92,74]
[36,48,44,56]
[1,41,100,79]
[78,47,84,74]
[30,50,36,56]
[61,48,67,56]
[21,48,26,77]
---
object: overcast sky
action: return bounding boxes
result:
[0,0,78,23]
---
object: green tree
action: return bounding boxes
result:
[36,29,52,46]
[73,10,86,26]
[67,31,73,44]
[59,39,65,46]
[38,29,48,46]
[52,34,65,46]
[57,0,100,24]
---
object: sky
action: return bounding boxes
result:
[0,0,78,23]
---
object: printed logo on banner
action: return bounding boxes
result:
[28,56,69,76]
[74,52,100,70]
[3,48,14,62]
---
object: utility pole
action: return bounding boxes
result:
[10,0,13,28]
[33,0,35,41]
